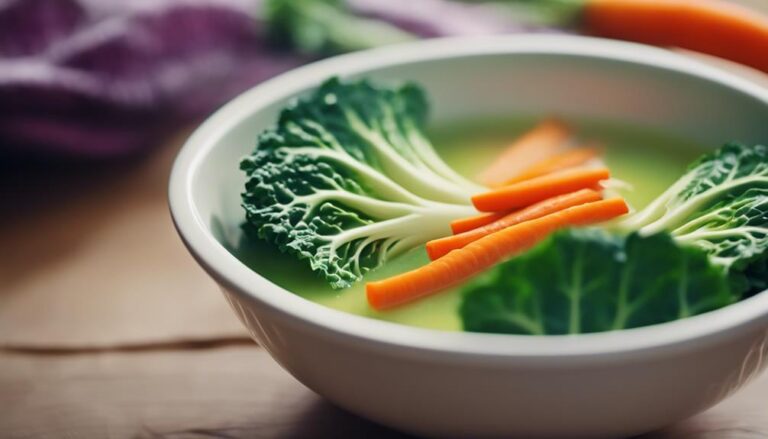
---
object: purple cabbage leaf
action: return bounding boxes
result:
[0,0,304,157]
[0,0,565,158]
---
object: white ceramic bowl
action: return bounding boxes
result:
[169,35,768,439]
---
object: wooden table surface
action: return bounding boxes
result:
[3,25,768,438]
[2,347,768,439]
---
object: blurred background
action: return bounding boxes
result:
[1,0,767,437]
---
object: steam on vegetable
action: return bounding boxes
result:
[461,229,735,335]
[240,78,481,289]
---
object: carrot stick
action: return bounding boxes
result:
[503,146,601,184]
[584,0,768,75]
[472,168,611,212]
[367,198,629,310]
[477,119,572,187]
[427,189,603,260]
[450,211,509,235]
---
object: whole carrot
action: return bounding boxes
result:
[472,167,610,212]
[366,197,629,310]
[583,0,768,74]
[427,189,603,260]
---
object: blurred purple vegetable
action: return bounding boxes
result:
[347,0,536,38]
[0,0,304,157]
[0,0,85,57]
[0,0,558,159]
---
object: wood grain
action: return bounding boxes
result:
[1,1,767,437]
[0,347,766,439]
[0,347,410,439]
[0,130,246,348]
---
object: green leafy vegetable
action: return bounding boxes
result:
[264,0,561,56]
[620,143,768,296]
[265,0,415,55]
[240,77,481,289]
[460,229,735,335]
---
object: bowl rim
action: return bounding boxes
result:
[169,35,768,360]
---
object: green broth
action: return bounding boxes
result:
[234,118,702,331]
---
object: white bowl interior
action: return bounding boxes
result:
[174,36,768,357]
[170,36,768,438]
[195,46,768,254]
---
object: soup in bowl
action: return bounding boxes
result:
[169,35,768,438]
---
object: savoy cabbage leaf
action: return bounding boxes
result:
[620,143,768,296]
[460,229,735,335]
[240,77,481,289]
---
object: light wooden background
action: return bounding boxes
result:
[2,2,768,437]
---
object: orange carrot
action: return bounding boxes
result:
[477,119,571,187]
[457,148,600,233]
[472,168,611,212]
[427,189,603,260]
[584,0,768,75]
[450,211,509,235]
[367,198,629,310]
[503,146,601,184]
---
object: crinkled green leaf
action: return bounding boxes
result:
[240,77,479,288]
[621,143,768,297]
[461,229,735,335]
